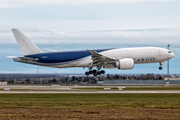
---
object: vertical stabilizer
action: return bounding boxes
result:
[11,29,43,56]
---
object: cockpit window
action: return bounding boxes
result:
[168,51,171,53]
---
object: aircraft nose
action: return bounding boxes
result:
[169,53,175,59]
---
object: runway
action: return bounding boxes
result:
[0,85,180,93]
[0,85,118,89]
[0,90,180,93]
[0,85,174,89]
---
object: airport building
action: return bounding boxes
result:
[0,82,7,86]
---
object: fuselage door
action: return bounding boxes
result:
[158,50,162,57]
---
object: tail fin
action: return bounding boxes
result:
[11,28,43,56]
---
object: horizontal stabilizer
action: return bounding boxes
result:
[18,57,37,61]
[7,56,37,61]
[6,56,18,58]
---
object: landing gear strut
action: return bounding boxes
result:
[159,62,163,70]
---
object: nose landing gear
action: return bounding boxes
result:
[159,62,163,70]
[159,67,162,70]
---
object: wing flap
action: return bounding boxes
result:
[87,49,117,69]
[87,50,116,61]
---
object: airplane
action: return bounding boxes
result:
[8,29,175,76]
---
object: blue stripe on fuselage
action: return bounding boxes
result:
[25,49,111,63]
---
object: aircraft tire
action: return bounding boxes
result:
[93,73,97,76]
[101,70,105,74]
[85,72,89,75]
[89,71,93,74]
[159,67,163,70]
[97,71,101,75]
[92,70,97,74]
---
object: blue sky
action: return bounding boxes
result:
[0,0,180,74]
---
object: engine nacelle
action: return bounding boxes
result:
[115,58,134,70]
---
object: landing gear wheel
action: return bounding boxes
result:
[92,70,97,74]
[93,72,97,76]
[89,71,93,74]
[159,62,163,70]
[159,67,163,70]
[101,70,105,74]
[85,72,89,75]
[97,71,101,75]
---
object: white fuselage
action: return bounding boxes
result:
[71,47,174,68]
[14,47,174,69]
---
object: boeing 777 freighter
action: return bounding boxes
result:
[8,29,175,76]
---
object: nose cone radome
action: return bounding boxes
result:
[169,53,175,59]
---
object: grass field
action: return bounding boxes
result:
[0,93,180,119]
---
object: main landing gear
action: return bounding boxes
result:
[85,69,105,76]
[159,62,163,70]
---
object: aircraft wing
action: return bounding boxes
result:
[87,49,117,69]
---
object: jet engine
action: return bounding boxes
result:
[115,58,134,70]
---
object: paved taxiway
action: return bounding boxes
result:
[0,85,175,90]
[0,90,180,93]
[0,85,119,90]
[1,85,180,93]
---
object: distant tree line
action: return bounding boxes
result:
[1,73,165,84]
[106,74,163,80]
